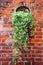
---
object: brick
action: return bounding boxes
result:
[35,50,43,53]
[0,35,9,43]
[22,58,34,61]
[4,24,10,27]
[32,54,43,57]
[35,0,42,3]
[4,17,9,22]
[2,8,12,15]
[0,39,2,43]
[2,61,8,65]
[34,11,42,21]
[1,0,12,3]
[10,3,18,8]
[35,31,43,35]
[13,0,22,3]
[34,43,41,46]
[25,62,31,65]
[4,38,14,43]
[0,3,9,8]
[3,10,9,15]
[0,46,2,50]
[41,28,43,32]
[10,62,14,65]
[16,62,24,65]
[0,35,9,39]
[0,61,1,65]
[34,38,42,42]
[25,0,35,3]
[36,3,43,7]
[0,27,12,31]
[6,0,12,3]
[36,38,43,42]
[34,12,42,18]
[38,21,42,26]
[36,27,41,31]
[2,3,9,8]
[0,50,12,53]
[34,62,43,65]
[0,0,43,65]
[0,58,12,61]
[35,58,42,62]
[33,47,43,50]
[31,39,35,43]
[3,13,12,18]
[35,35,42,38]
[2,53,12,58]
[0,40,13,44]
[21,53,31,57]
[21,50,30,53]
[1,0,6,3]
[2,46,12,49]
[0,22,4,25]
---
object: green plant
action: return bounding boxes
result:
[12,10,37,55]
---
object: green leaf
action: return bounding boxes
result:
[12,10,37,53]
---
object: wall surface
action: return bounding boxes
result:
[0,0,43,65]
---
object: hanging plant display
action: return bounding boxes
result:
[12,10,37,57]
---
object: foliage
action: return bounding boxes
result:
[12,10,37,52]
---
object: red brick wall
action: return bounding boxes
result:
[0,0,43,65]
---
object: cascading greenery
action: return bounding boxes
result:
[12,10,37,52]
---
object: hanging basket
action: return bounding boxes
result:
[12,10,37,60]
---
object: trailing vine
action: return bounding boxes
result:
[12,10,37,56]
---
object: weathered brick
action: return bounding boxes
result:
[35,35,42,38]
[25,0,35,3]
[6,0,13,3]
[32,54,43,57]
[0,58,12,61]
[16,62,24,65]
[9,62,14,65]
[0,35,9,39]
[25,62,31,65]
[35,0,43,3]
[34,62,43,65]
[13,0,22,3]
[35,31,42,35]
[1,0,12,3]
[0,27,12,32]
[34,43,41,46]
[0,0,43,65]
[0,50,12,53]
[36,27,41,31]
[10,3,18,8]
[2,61,8,65]
[35,58,43,62]
[22,58,34,61]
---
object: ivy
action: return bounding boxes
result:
[12,10,37,55]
